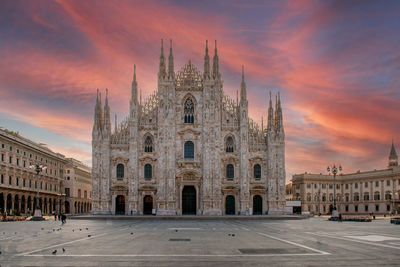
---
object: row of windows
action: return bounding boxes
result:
[306,192,394,202]
[308,204,391,213]
[305,179,399,190]
[1,154,59,176]
[116,163,262,180]
[141,136,237,154]
[0,174,57,191]
[1,143,59,166]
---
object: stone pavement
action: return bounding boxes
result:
[0,217,399,266]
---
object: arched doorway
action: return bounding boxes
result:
[115,195,125,215]
[21,195,26,214]
[14,195,19,215]
[143,195,153,215]
[225,195,235,215]
[7,194,12,213]
[182,186,196,215]
[65,201,70,214]
[253,195,262,215]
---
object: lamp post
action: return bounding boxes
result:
[327,164,342,218]
[29,164,47,221]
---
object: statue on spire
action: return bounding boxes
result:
[212,40,219,79]
[168,39,174,79]
[204,40,210,79]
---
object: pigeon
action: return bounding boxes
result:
[62,248,65,253]
[131,232,133,235]
[72,229,74,232]
[52,250,57,255]
[232,234,235,237]
[0,251,2,255]
[53,229,55,232]
[41,228,44,230]
[86,228,88,230]
[228,234,231,236]
[88,234,91,237]
[79,229,82,231]
[175,229,178,232]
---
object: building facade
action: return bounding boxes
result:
[0,128,67,216]
[64,158,92,214]
[92,40,286,215]
[291,142,400,215]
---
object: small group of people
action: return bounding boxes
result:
[54,213,67,224]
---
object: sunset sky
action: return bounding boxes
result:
[0,0,399,183]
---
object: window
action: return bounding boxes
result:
[345,205,349,212]
[365,205,368,211]
[184,97,194,123]
[355,183,358,189]
[225,136,234,153]
[0,174,3,184]
[314,184,317,189]
[40,182,42,189]
[387,180,390,186]
[35,181,37,189]
[226,164,234,179]
[354,194,359,201]
[307,183,311,189]
[253,164,261,179]
[23,178,25,187]
[375,205,379,212]
[17,149,19,153]
[345,184,349,190]
[78,189,81,198]
[336,184,340,189]
[144,136,153,152]
[322,195,326,202]
[307,195,311,202]
[365,182,368,188]
[345,195,349,202]
[355,205,358,212]
[329,184,333,189]
[50,184,52,191]
[9,176,12,185]
[65,188,70,197]
[184,141,194,159]
[322,184,326,189]
[29,180,31,188]
[116,164,124,178]
[23,160,26,167]
[329,194,333,201]
[9,146,12,151]
[387,205,391,211]
[364,194,369,201]
[144,164,152,179]
[9,156,12,164]
[374,193,380,200]
[1,144,3,148]
[385,193,392,200]
[375,181,379,187]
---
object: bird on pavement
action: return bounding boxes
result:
[52,250,57,255]
[62,248,65,253]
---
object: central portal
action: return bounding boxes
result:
[115,195,125,215]
[182,186,196,215]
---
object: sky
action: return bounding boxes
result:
[0,0,399,183]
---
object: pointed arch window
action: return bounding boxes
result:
[144,136,153,152]
[226,136,234,153]
[254,164,261,179]
[144,164,152,179]
[116,164,124,179]
[184,141,194,159]
[226,164,234,179]
[184,98,194,123]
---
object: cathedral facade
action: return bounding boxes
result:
[91,40,286,215]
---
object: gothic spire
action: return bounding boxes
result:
[212,40,219,79]
[168,39,174,79]
[240,65,247,101]
[158,39,166,79]
[93,89,101,131]
[103,88,111,133]
[389,140,398,167]
[131,64,138,104]
[275,92,284,132]
[267,91,274,131]
[204,40,210,79]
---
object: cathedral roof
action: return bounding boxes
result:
[175,60,203,89]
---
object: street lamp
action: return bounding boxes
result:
[29,164,47,221]
[327,164,342,218]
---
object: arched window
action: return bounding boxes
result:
[116,164,124,178]
[144,164,152,179]
[253,164,261,179]
[226,164,234,179]
[184,98,194,123]
[144,136,153,152]
[225,136,234,153]
[184,141,194,159]
[374,192,380,200]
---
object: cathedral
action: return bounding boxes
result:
[91,40,286,215]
